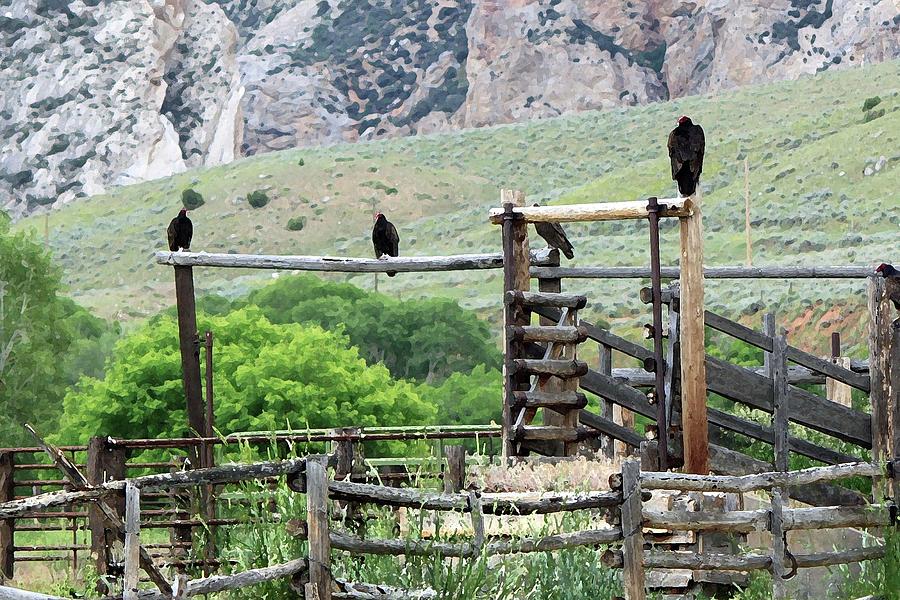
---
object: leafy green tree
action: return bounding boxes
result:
[0,219,115,445]
[418,365,502,426]
[243,275,500,382]
[57,308,436,444]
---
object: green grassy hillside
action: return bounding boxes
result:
[17,60,900,354]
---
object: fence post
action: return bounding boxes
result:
[621,458,646,600]
[500,189,530,459]
[443,446,467,494]
[468,490,485,552]
[867,276,891,499]
[123,482,141,600]
[87,436,126,593]
[762,313,776,377]
[537,248,569,456]
[678,191,708,474]
[0,451,13,581]
[772,331,789,472]
[306,456,332,600]
[770,487,788,599]
[599,344,616,460]
[663,284,681,466]
[891,322,900,501]
[202,330,216,576]
[174,265,206,442]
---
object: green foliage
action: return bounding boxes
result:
[247,190,270,208]
[831,528,900,599]
[286,215,307,231]
[297,158,305,166]
[729,570,773,600]
[244,274,500,382]
[56,307,435,445]
[419,365,502,425]
[862,96,882,111]
[0,220,116,445]
[864,107,886,123]
[181,187,205,209]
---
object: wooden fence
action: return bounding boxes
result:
[1,451,895,600]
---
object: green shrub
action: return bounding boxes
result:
[862,96,882,111]
[864,108,885,123]
[181,188,204,209]
[247,190,270,208]
[297,158,305,166]
[286,216,307,231]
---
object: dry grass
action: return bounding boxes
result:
[470,453,620,493]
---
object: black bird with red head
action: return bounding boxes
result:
[167,208,193,251]
[875,263,900,310]
[667,115,706,197]
[372,212,400,277]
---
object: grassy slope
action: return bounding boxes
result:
[17,60,900,354]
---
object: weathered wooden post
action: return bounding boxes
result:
[443,446,467,494]
[86,436,126,592]
[772,331,789,472]
[500,190,530,459]
[306,456,331,600]
[826,332,853,408]
[0,451,13,581]
[468,490,485,553]
[202,330,216,576]
[867,275,891,497]
[762,313,776,377]
[123,482,141,600]
[646,197,668,470]
[620,458,646,600]
[174,266,206,440]
[770,487,788,600]
[537,247,567,454]
[678,193,708,474]
[891,321,900,500]
[599,344,616,460]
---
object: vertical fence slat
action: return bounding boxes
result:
[86,436,125,593]
[762,313,776,378]
[772,332,790,472]
[469,491,485,552]
[770,487,788,599]
[306,456,331,600]
[868,276,890,472]
[621,458,645,600]
[443,446,466,494]
[123,482,141,600]
[0,451,13,581]
[599,344,616,460]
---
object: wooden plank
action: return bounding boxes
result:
[123,483,141,600]
[306,456,331,600]
[468,491,484,551]
[480,491,623,515]
[771,488,787,599]
[579,410,644,448]
[599,344,616,460]
[488,198,690,224]
[508,325,587,343]
[0,451,13,580]
[826,357,855,408]
[772,333,789,472]
[506,290,587,309]
[87,436,126,594]
[442,447,466,494]
[512,359,588,378]
[868,276,892,473]
[512,390,588,410]
[642,508,768,534]
[892,323,900,500]
[620,458,646,600]
[529,266,879,279]
[763,313,776,377]
[640,461,881,493]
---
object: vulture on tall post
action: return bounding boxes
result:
[532,203,575,260]
[167,208,193,251]
[667,116,705,197]
[875,263,900,310]
[372,212,400,277]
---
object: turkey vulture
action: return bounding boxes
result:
[667,116,705,197]
[532,203,575,260]
[372,212,400,277]
[167,209,192,251]
[875,263,900,310]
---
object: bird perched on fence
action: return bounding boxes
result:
[875,263,900,310]
[167,208,192,251]
[532,203,575,259]
[667,116,705,197]
[372,212,400,277]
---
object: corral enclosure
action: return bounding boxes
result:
[1,192,898,599]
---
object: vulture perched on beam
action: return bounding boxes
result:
[667,116,705,197]
[532,203,575,260]
[167,208,192,251]
[372,212,400,277]
[875,263,900,311]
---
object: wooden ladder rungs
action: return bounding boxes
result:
[508,325,588,343]
[514,426,590,443]
[505,290,587,309]
[512,358,589,378]
[512,391,588,409]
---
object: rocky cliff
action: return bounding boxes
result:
[2,0,898,215]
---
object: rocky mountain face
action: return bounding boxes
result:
[2,0,898,216]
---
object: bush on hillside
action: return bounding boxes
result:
[864,108,885,123]
[862,96,882,112]
[247,190,270,208]
[181,188,205,209]
[286,216,307,231]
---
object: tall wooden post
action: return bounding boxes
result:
[599,345,615,460]
[306,456,332,600]
[762,313,776,378]
[772,332,789,472]
[770,487,788,599]
[123,482,141,600]
[500,190,530,459]
[86,436,126,593]
[202,331,216,576]
[0,451,13,581]
[867,276,891,473]
[620,458,646,600]
[647,197,668,470]
[174,266,206,439]
[678,193,708,474]
[443,446,467,494]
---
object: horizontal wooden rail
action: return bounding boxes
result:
[643,505,890,533]
[640,462,881,493]
[530,265,879,279]
[489,198,690,224]
[155,249,558,272]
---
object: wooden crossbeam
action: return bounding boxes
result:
[24,425,172,597]
[489,198,690,224]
